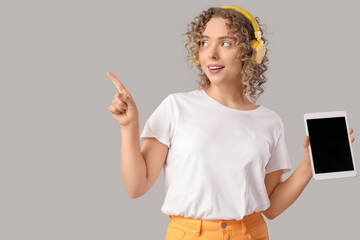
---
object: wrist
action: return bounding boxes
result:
[121,121,139,131]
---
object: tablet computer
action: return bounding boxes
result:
[303,111,356,180]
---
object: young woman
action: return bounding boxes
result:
[108,5,355,240]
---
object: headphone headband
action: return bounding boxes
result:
[220,5,262,40]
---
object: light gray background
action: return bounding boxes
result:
[1,0,359,239]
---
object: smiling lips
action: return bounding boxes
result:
[208,64,225,73]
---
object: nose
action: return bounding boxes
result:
[208,45,219,60]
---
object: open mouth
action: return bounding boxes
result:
[208,66,225,73]
[208,66,225,70]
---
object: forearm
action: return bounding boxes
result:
[120,122,147,198]
[264,159,313,219]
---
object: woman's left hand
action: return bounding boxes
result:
[302,128,355,166]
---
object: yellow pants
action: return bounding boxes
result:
[165,211,269,240]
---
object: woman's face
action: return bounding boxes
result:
[198,17,242,86]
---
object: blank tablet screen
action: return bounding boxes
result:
[307,117,354,174]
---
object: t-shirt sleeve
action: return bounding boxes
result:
[140,94,173,148]
[265,120,292,174]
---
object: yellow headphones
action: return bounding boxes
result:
[194,5,266,66]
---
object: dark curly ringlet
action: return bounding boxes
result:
[182,7,269,103]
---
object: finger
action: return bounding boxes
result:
[112,103,126,113]
[349,128,353,134]
[351,137,355,143]
[113,95,128,109]
[112,99,127,112]
[114,92,131,107]
[108,105,121,114]
[107,72,126,93]
[303,136,310,148]
[115,89,133,105]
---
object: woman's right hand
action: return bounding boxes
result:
[107,72,139,128]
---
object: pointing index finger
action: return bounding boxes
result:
[107,72,126,93]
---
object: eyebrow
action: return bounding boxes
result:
[201,35,237,40]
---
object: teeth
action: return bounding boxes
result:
[209,66,224,69]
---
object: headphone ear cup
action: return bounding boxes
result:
[250,39,265,64]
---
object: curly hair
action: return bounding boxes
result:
[182,7,270,103]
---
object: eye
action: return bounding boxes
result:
[222,41,231,47]
[200,41,208,47]
[200,41,231,47]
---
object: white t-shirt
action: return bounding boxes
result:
[140,89,292,221]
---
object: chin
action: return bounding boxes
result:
[207,76,223,83]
